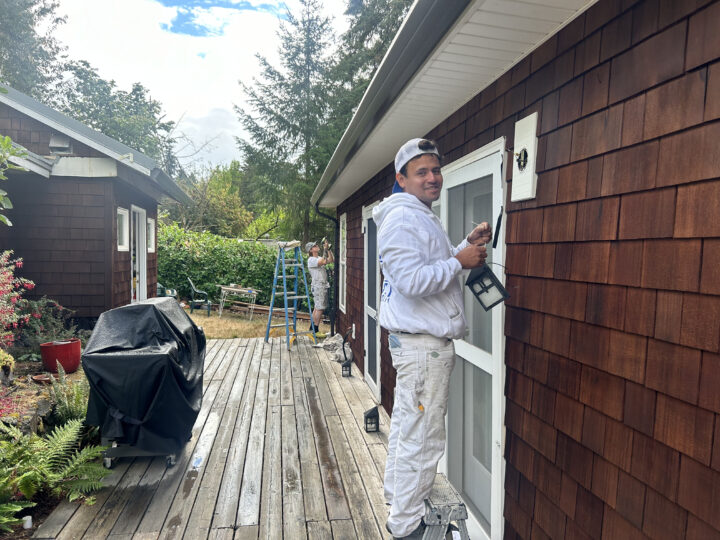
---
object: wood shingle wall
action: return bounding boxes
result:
[337,0,720,537]
[0,105,159,318]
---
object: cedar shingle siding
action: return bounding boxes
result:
[0,105,159,317]
[336,0,720,537]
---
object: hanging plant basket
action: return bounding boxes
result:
[39,338,81,373]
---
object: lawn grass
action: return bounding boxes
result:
[186,308,331,340]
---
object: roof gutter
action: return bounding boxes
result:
[311,0,471,207]
[151,168,192,204]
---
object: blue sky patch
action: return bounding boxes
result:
[156,1,288,36]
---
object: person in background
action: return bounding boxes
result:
[305,238,333,335]
[374,138,491,539]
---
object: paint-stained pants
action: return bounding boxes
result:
[384,333,455,538]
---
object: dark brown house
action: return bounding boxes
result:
[312,0,720,538]
[0,86,190,318]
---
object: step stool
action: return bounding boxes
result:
[422,474,471,540]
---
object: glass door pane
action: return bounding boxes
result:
[463,361,492,530]
[367,219,377,311]
[447,176,493,354]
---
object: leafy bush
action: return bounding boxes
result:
[158,222,300,305]
[0,250,34,349]
[48,363,90,426]
[0,419,109,504]
[9,297,91,361]
[0,500,34,533]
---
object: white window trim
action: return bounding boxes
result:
[117,207,129,251]
[339,212,347,313]
[147,217,156,253]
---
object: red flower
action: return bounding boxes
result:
[15,261,22,268]
[32,313,41,318]
[26,283,35,290]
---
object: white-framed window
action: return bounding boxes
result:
[117,207,129,251]
[338,212,347,313]
[147,218,156,253]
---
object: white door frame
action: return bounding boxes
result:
[130,205,147,302]
[438,137,506,540]
[362,202,381,402]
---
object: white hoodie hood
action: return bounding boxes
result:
[372,193,470,339]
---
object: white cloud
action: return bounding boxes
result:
[53,0,348,169]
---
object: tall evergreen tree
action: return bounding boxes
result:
[237,0,334,243]
[325,0,414,146]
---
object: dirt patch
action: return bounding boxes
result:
[0,361,86,427]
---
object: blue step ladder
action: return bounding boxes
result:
[265,241,316,349]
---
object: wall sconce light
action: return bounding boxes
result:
[364,406,379,433]
[465,264,509,311]
[341,329,352,376]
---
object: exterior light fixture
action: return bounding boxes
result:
[341,329,352,377]
[364,406,379,433]
[465,264,509,311]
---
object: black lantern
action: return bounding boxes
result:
[341,329,352,377]
[465,263,509,311]
[364,406,379,433]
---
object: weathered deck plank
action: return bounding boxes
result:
[211,340,263,529]
[36,337,389,540]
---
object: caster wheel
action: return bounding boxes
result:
[166,455,176,467]
[103,457,114,469]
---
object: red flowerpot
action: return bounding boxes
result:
[39,338,81,373]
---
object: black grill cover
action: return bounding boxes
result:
[83,297,205,454]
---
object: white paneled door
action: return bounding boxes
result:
[439,138,506,540]
[363,203,381,402]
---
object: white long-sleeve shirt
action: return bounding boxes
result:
[373,193,469,339]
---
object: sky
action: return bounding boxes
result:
[54,0,349,168]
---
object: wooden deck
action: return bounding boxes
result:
[33,337,392,540]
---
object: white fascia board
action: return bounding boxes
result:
[52,157,118,177]
[0,94,151,177]
[8,155,51,178]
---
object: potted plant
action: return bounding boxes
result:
[10,298,89,373]
[39,338,81,374]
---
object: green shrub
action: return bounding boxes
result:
[0,500,35,533]
[158,222,307,306]
[0,419,109,504]
[48,363,90,425]
[10,297,92,362]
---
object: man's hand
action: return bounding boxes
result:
[455,244,487,269]
[467,222,492,245]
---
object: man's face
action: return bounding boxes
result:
[310,245,320,257]
[396,154,442,207]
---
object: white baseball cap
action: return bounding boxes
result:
[393,138,440,193]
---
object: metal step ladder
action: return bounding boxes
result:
[422,474,471,540]
[264,241,316,349]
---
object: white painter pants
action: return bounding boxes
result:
[384,333,455,537]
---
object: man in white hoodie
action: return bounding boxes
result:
[373,138,491,539]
